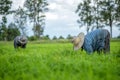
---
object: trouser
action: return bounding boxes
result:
[103,30,110,53]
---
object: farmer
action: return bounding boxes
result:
[72,29,110,54]
[14,35,28,49]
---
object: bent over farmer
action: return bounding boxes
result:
[72,29,110,54]
[14,35,28,49]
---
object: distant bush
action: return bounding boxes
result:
[67,34,73,39]
[28,36,37,41]
[110,38,120,42]
[40,35,50,40]
[58,35,64,39]
[117,35,120,38]
[52,36,57,40]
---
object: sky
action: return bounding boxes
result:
[6,0,120,38]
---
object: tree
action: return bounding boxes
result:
[76,0,94,33]
[115,0,120,31]
[67,34,73,39]
[92,0,105,30]
[24,0,48,39]
[41,35,50,40]
[7,23,20,41]
[98,0,117,38]
[0,16,7,40]
[14,7,27,36]
[0,21,20,41]
[76,0,120,38]
[34,23,44,38]
[58,35,64,39]
[0,0,12,41]
[52,36,57,40]
[0,0,12,15]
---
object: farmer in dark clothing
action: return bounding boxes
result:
[14,35,28,49]
[72,29,110,54]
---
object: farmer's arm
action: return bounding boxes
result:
[83,40,93,54]
[85,45,93,54]
[83,35,94,54]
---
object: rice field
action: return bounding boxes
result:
[0,40,120,80]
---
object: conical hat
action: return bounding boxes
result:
[72,32,85,50]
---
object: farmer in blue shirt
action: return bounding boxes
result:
[72,29,110,54]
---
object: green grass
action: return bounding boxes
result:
[0,41,120,80]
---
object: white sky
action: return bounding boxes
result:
[6,0,120,38]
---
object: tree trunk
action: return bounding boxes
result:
[110,19,112,38]
[96,0,99,29]
[110,25,112,38]
[33,0,37,37]
[86,24,89,34]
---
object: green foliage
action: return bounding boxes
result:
[52,36,57,40]
[58,35,64,39]
[33,24,44,38]
[28,36,37,41]
[0,41,120,80]
[98,0,117,38]
[7,23,20,41]
[0,16,7,40]
[41,35,50,40]
[14,7,27,35]
[67,34,73,39]
[76,0,94,33]
[0,0,12,15]
[0,22,20,41]
[117,35,120,38]
[28,35,50,41]
[24,0,48,38]
[76,0,120,37]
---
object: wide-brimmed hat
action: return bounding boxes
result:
[72,32,85,50]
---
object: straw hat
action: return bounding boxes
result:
[72,32,85,50]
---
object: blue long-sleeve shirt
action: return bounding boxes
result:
[82,29,109,54]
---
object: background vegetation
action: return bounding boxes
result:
[0,0,120,41]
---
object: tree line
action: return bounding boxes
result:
[28,34,73,41]
[76,0,120,38]
[0,0,120,41]
[0,0,48,41]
